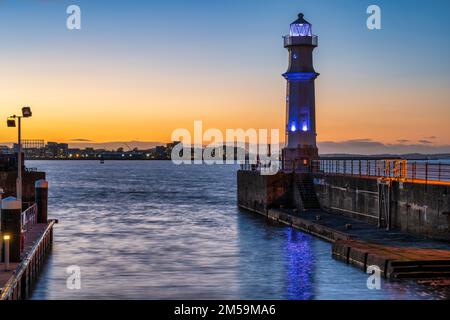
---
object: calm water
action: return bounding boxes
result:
[27,160,448,300]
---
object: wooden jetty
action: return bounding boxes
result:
[0,178,55,300]
[0,220,56,300]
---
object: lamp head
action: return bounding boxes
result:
[22,106,32,118]
[7,119,16,127]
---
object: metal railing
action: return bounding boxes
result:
[21,203,37,233]
[240,157,450,184]
[239,160,281,175]
[313,159,450,184]
[283,35,318,47]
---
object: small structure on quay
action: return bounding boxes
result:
[237,13,450,280]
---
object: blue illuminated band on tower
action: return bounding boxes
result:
[282,72,318,81]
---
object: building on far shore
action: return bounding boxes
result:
[1,140,250,161]
[2,140,184,160]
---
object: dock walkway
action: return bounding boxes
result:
[0,222,55,300]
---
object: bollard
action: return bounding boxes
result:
[35,180,48,224]
[1,197,22,262]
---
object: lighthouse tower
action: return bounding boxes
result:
[282,13,319,170]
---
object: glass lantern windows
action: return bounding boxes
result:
[289,23,312,37]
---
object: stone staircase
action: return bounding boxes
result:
[296,174,321,211]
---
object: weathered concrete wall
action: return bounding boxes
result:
[313,174,450,241]
[237,170,450,241]
[237,171,292,215]
[313,174,379,224]
[391,181,450,241]
[0,171,46,204]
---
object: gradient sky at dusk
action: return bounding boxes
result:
[1,0,449,152]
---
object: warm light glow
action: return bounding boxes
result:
[3,235,10,241]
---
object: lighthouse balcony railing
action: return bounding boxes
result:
[283,35,318,47]
[308,158,450,185]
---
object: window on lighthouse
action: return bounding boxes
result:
[300,113,309,132]
[302,121,308,132]
[290,121,297,132]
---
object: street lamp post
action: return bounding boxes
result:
[7,106,32,207]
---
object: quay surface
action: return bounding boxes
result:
[263,207,450,279]
[0,220,56,300]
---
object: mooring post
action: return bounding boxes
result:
[35,180,49,224]
[1,197,22,262]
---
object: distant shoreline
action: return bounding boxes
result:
[24,157,450,161]
[25,158,172,161]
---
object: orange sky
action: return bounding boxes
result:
[1,70,449,145]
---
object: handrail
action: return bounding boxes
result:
[283,35,318,46]
[21,203,37,233]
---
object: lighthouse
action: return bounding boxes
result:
[282,13,319,171]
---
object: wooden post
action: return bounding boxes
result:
[35,180,48,224]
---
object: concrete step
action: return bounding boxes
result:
[295,175,321,210]
[391,265,450,273]
[390,260,450,267]
[392,271,450,279]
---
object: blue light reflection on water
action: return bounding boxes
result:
[285,229,314,300]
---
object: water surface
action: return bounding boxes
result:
[29,160,449,300]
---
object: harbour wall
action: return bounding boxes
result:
[237,170,292,214]
[314,174,450,242]
[237,170,450,242]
